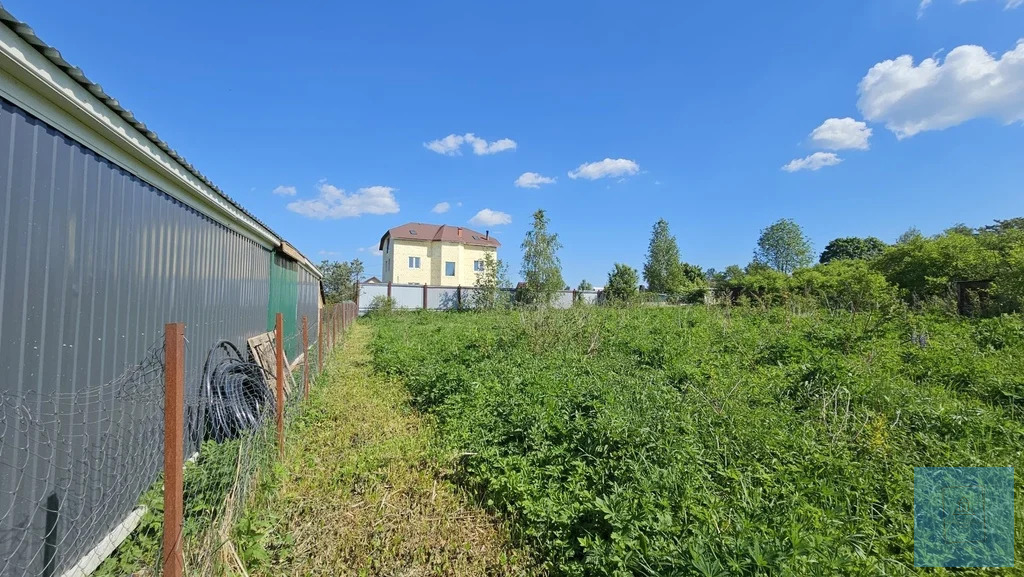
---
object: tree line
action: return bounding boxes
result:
[321,212,1024,316]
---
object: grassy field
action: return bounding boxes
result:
[247,323,538,576]
[368,306,1023,576]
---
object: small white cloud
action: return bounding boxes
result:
[456,201,463,207]
[431,201,451,214]
[857,39,1024,138]
[469,209,512,227]
[920,0,1020,17]
[362,244,383,256]
[809,118,872,150]
[782,152,843,172]
[318,250,344,258]
[568,158,640,180]
[272,185,297,196]
[424,134,465,155]
[287,182,400,219]
[424,133,517,155]
[464,133,517,155]
[514,172,556,188]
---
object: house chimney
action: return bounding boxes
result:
[485,230,489,240]
[457,227,462,237]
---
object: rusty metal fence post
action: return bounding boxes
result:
[275,313,285,459]
[162,323,185,577]
[302,315,309,401]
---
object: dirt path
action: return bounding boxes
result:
[257,323,537,576]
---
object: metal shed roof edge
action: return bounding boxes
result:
[0,5,321,278]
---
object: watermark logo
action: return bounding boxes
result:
[915,467,1015,567]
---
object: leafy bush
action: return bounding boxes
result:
[366,295,396,314]
[790,259,900,313]
[367,307,1023,576]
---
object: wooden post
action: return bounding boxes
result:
[355,281,360,314]
[162,322,185,577]
[302,315,309,401]
[275,313,285,459]
[457,285,462,310]
[318,311,324,373]
[423,284,428,309]
[387,281,393,299]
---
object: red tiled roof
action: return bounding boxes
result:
[379,223,501,250]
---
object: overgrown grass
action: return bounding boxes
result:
[368,307,1024,576]
[93,437,253,576]
[244,323,538,576]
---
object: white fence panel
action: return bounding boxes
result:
[426,286,460,310]
[391,285,423,309]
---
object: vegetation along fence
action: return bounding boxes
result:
[357,282,602,314]
[0,302,356,577]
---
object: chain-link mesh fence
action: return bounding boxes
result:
[0,302,357,577]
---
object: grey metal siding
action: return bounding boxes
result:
[0,96,273,576]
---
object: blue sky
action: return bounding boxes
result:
[7,1,1024,284]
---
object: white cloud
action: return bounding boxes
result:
[272,185,297,196]
[464,133,517,155]
[424,134,465,155]
[456,201,463,207]
[431,201,451,214]
[514,172,556,188]
[782,152,843,172]
[809,117,872,150]
[469,209,512,227]
[287,182,400,219]
[567,158,640,180]
[424,133,517,156]
[358,244,384,256]
[857,40,1024,138]
[318,250,343,257]
[920,0,1021,17]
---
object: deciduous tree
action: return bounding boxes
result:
[643,219,682,293]
[473,252,510,309]
[605,263,639,304]
[819,237,887,264]
[520,209,565,305]
[754,219,812,274]
[320,258,363,303]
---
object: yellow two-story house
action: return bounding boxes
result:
[379,222,500,286]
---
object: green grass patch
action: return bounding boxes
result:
[368,307,1024,576]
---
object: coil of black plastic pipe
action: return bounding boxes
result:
[201,340,276,442]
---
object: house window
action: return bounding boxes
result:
[408,256,421,269]
[445,261,456,276]
[473,260,485,271]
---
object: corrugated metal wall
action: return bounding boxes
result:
[297,266,320,357]
[0,95,319,575]
[268,253,299,358]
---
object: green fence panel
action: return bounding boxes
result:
[268,252,300,359]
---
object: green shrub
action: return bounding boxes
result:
[366,295,396,314]
[790,259,900,313]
